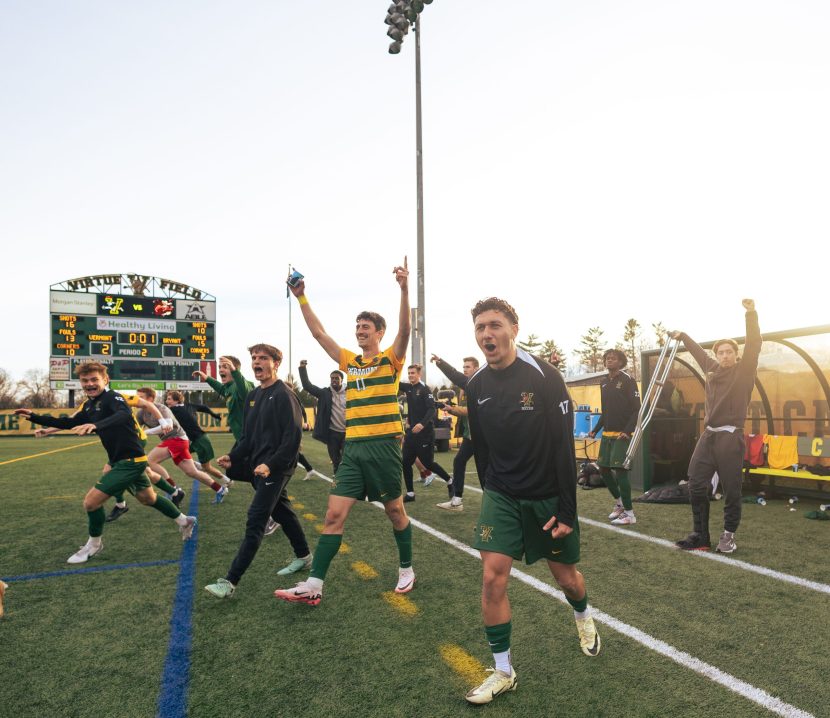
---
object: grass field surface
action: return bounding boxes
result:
[1,434,828,717]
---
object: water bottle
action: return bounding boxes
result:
[788,496,798,512]
[820,504,829,512]
[756,496,766,506]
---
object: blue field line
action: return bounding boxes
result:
[2,559,180,583]
[156,480,201,718]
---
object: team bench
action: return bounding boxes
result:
[743,436,829,495]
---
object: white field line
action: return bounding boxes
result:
[311,471,813,718]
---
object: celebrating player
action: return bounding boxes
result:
[275,259,413,606]
[15,362,197,564]
[463,298,600,705]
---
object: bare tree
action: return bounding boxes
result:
[17,370,60,409]
[0,369,19,409]
[652,321,668,348]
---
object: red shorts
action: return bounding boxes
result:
[158,437,192,465]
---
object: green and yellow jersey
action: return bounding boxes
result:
[339,346,404,441]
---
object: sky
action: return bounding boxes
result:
[1,1,828,386]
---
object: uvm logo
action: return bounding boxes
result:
[479,524,494,542]
[520,392,534,411]
[102,296,124,315]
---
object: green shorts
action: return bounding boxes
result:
[473,489,580,565]
[598,435,630,469]
[95,458,151,497]
[190,434,215,463]
[332,438,403,503]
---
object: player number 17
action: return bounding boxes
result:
[559,399,569,415]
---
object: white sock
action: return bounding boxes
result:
[115,501,127,508]
[306,577,324,591]
[174,514,189,527]
[87,536,102,548]
[451,497,462,506]
[574,607,590,621]
[493,649,511,674]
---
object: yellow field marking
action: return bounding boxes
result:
[382,591,419,617]
[338,542,351,554]
[302,513,318,521]
[293,501,305,510]
[0,441,98,466]
[350,561,378,579]
[288,495,294,501]
[439,644,488,685]
[315,523,326,533]
[43,495,80,501]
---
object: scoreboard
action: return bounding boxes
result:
[49,275,217,390]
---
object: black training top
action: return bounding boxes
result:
[594,370,641,435]
[228,380,302,476]
[466,349,578,527]
[170,404,204,442]
[398,381,437,430]
[28,388,144,464]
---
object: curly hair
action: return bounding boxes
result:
[470,297,519,325]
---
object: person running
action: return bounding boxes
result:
[15,362,196,564]
[463,297,600,705]
[671,299,761,554]
[430,354,480,512]
[135,388,229,504]
[164,391,230,489]
[298,360,347,475]
[589,349,641,525]
[275,259,413,606]
[193,355,254,443]
[205,344,312,598]
[398,364,452,502]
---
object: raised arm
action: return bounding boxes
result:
[288,278,341,363]
[740,299,762,372]
[431,355,468,388]
[669,329,718,373]
[298,361,323,398]
[392,257,411,362]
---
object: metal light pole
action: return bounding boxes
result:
[287,263,293,384]
[414,15,426,378]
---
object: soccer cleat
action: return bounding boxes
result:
[303,470,315,481]
[67,542,103,565]
[675,532,710,551]
[105,504,129,522]
[464,667,518,705]
[213,486,228,504]
[403,494,415,503]
[179,516,197,541]
[715,530,737,554]
[611,512,636,526]
[274,581,322,606]
[575,615,601,656]
[422,472,435,487]
[204,578,235,598]
[394,567,416,594]
[277,554,313,576]
[171,488,186,508]
[608,502,625,520]
[436,500,463,512]
[264,518,281,536]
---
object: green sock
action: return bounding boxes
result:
[484,621,512,654]
[155,477,177,495]
[309,534,342,580]
[614,469,632,510]
[113,493,125,504]
[394,522,413,569]
[601,468,620,499]
[567,591,589,613]
[151,495,181,519]
[88,507,106,537]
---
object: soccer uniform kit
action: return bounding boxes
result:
[170,402,220,463]
[466,349,580,565]
[594,371,640,469]
[137,403,192,464]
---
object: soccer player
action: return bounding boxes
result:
[135,387,229,504]
[430,354,479,511]
[15,362,196,564]
[398,364,451,502]
[298,360,347,474]
[275,259,413,606]
[193,356,254,443]
[589,349,641,525]
[205,344,312,598]
[670,299,761,554]
[463,298,600,705]
[164,391,229,488]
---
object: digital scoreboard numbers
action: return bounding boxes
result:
[49,279,217,390]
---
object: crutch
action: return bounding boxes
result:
[622,337,680,469]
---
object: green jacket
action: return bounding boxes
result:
[206,369,254,441]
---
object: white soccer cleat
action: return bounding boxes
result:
[422,472,435,487]
[576,615,601,656]
[436,499,463,512]
[179,516,197,541]
[611,512,636,525]
[608,502,625,520]
[67,541,103,565]
[303,470,315,481]
[394,566,416,594]
[465,667,518,705]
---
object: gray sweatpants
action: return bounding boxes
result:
[687,429,745,537]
